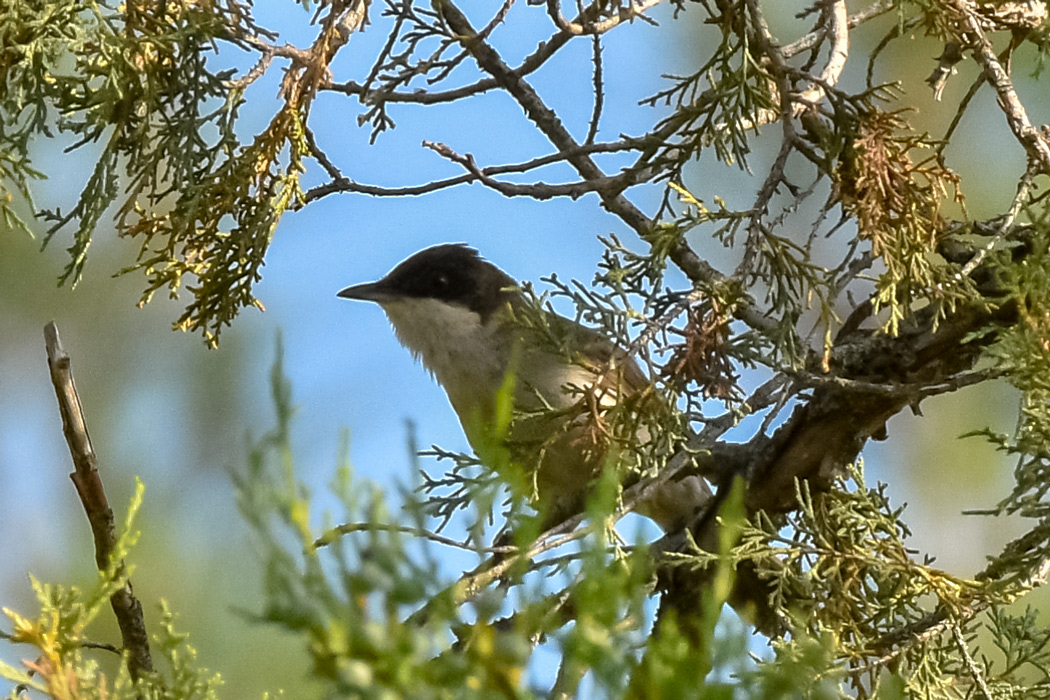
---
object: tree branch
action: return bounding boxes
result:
[949,0,1050,173]
[422,140,635,199]
[298,137,648,204]
[434,0,652,233]
[44,322,153,682]
[544,0,663,35]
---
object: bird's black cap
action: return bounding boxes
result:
[338,244,519,322]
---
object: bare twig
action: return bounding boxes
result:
[358,0,412,97]
[405,521,594,626]
[743,0,850,131]
[938,65,987,143]
[329,0,637,114]
[435,1,651,232]
[795,0,849,109]
[225,47,275,90]
[586,34,604,145]
[43,322,153,682]
[422,141,629,199]
[782,0,893,59]
[431,0,779,338]
[80,640,123,655]
[313,521,517,553]
[958,167,1036,279]
[790,367,1007,399]
[949,0,1050,173]
[299,137,648,205]
[239,35,315,70]
[544,0,664,35]
[304,124,344,182]
[952,624,994,700]
[325,24,571,104]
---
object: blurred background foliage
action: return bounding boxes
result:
[1,0,1048,697]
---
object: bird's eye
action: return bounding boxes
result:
[432,272,450,291]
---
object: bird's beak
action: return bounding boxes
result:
[337,281,395,303]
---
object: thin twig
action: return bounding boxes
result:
[782,0,893,59]
[436,1,651,231]
[433,0,779,339]
[856,536,1050,676]
[359,0,412,98]
[585,34,604,145]
[304,125,344,182]
[405,521,594,626]
[743,0,849,130]
[949,0,1050,172]
[324,8,578,104]
[939,70,987,145]
[952,624,994,700]
[800,0,850,108]
[545,0,664,35]
[44,322,153,682]
[299,137,648,205]
[313,522,516,553]
[422,141,627,199]
[958,168,1036,279]
[789,367,1006,399]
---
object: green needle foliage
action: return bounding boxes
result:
[228,351,854,699]
[0,482,223,700]
[2,0,301,346]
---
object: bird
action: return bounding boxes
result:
[338,244,710,535]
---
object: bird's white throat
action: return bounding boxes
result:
[379,298,510,409]
[377,296,599,418]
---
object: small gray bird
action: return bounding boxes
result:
[338,244,709,533]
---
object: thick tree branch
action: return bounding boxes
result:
[653,253,1023,638]
[747,299,1016,514]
